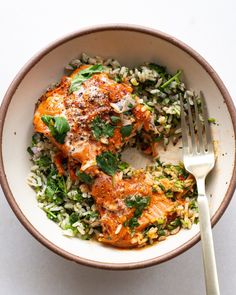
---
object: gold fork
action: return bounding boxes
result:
[180,91,220,295]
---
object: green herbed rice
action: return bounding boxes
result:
[27,53,199,244]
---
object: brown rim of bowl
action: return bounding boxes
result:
[0,24,236,270]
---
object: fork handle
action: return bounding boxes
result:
[198,195,220,295]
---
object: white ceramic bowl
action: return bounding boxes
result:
[1,24,236,269]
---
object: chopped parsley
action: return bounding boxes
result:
[40,168,67,212]
[120,124,133,138]
[35,155,51,168]
[118,161,129,171]
[167,218,181,231]
[127,217,139,228]
[76,171,94,185]
[160,70,182,90]
[110,116,121,124]
[69,212,79,224]
[41,115,70,144]
[96,151,119,176]
[45,210,58,222]
[96,152,129,176]
[91,116,115,140]
[124,195,150,228]
[148,63,167,79]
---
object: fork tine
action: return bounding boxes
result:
[200,91,213,152]
[186,95,196,154]
[193,94,203,153]
[180,94,189,153]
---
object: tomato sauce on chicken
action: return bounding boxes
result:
[91,172,180,248]
[33,68,153,172]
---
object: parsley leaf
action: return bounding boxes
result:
[45,168,67,202]
[167,218,181,231]
[41,115,70,144]
[76,171,94,185]
[70,64,103,93]
[125,195,150,228]
[120,124,133,138]
[96,151,119,176]
[35,155,51,168]
[118,161,129,171]
[110,116,121,124]
[128,217,139,228]
[41,115,52,126]
[91,116,115,140]
[69,212,79,224]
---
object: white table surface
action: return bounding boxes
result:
[0,1,235,294]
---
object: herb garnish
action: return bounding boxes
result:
[96,151,128,176]
[41,115,70,144]
[118,161,129,171]
[44,167,67,204]
[149,63,166,78]
[96,151,119,176]
[69,212,79,224]
[160,70,182,90]
[120,124,133,138]
[110,116,121,124]
[153,134,164,142]
[27,146,34,155]
[69,64,103,93]
[36,155,51,168]
[76,171,94,185]
[91,116,115,140]
[124,195,150,228]
[167,218,181,231]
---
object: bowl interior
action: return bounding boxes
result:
[2,27,235,267]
